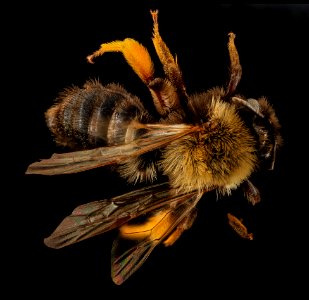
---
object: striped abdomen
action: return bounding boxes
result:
[46,80,150,150]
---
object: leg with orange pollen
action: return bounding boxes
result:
[87,38,155,84]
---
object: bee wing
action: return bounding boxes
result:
[44,182,201,249]
[26,123,198,175]
[111,192,203,285]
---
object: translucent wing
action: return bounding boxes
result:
[44,182,204,249]
[111,192,202,285]
[26,123,198,175]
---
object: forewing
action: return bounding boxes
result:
[26,123,197,175]
[44,182,199,249]
[111,192,203,285]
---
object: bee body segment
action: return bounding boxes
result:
[46,80,150,149]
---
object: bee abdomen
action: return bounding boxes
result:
[46,80,149,149]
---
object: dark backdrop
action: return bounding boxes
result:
[6,2,307,297]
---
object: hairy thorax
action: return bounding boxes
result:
[161,96,258,194]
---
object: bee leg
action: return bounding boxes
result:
[86,10,190,118]
[86,37,179,117]
[227,213,254,240]
[225,32,242,97]
[150,10,190,115]
[119,210,173,243]
[87,38,155,84]
[242,179,261,206]
[163,208,197,246]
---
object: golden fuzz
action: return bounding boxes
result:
[161,99,257,193]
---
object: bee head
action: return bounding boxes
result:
[232,96,283,171]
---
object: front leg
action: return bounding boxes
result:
[225,32,242,97]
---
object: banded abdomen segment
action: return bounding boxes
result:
[46,80,150,149]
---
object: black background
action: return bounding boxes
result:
[6,2,307,297]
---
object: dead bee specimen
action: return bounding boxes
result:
[26,10,282,284]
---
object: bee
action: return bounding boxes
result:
[26,10,282,284]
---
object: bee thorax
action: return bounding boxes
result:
[161,98,258,193]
